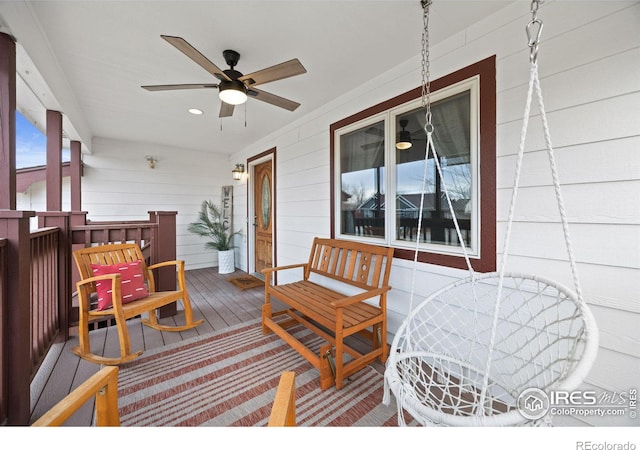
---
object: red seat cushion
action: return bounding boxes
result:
[91,260,149,311]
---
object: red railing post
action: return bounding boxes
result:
[0,238,7,425]
[0,210,35,425]
[69,211,88,290]
[37,212,71,342]
[148,211,178,318]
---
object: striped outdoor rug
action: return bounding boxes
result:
[117,319,407,426]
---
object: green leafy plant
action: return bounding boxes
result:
[187,200,240,251]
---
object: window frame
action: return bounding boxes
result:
[329,56,496,272]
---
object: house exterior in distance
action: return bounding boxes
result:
[4,1,639,427]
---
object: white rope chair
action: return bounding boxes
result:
[383,0,599,426]
[384,272,598,426]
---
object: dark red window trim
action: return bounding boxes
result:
[329,56,496,272]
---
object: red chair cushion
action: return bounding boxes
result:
[91,260,149,311]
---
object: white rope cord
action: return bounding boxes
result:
[476,60,537,411]
[407,131,432,317]
[428,131,476,277]
[408,131,476,315]
[533,67,584,302]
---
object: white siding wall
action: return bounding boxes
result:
[18,137,234,269]
[232,1,640,426]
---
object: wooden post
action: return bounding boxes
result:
[69,211,88,308]
[37,212,71,341]
[0,210,35,425]
[46,110,63,212]
[148,211,178,318]
[70,140,82,211]
[0,33,16,210]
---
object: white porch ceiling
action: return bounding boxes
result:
[0,1,514,156]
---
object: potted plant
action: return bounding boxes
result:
[188,200,240,274]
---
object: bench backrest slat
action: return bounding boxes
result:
[328,247,341,276]
[371,252,384,287]
[307,238,393,291]
[355,252,372,284]
[337,248,348,277]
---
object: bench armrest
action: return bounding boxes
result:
[262,263,307,276]
[330,285,391,308]
[263,263,308,289]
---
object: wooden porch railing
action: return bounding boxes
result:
[29,227,60,374]
[0,210,177,425]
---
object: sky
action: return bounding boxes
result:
[16,110,70,169]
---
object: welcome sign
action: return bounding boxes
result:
[221,185,233,235]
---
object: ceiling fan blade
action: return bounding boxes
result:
[161,35,231,81]
[365,126,384,137]
[361,141,383,151]
[141,83,218,91]
[239,59,306,87]
[219,102,235,118]
[248,88,300,112]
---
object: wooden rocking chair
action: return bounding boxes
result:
[73,243,203,365]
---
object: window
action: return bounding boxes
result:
[330,57,496,272]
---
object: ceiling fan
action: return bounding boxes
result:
[141,35,307,118]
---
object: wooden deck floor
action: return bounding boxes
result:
[29,267,274,426]
[30,267,387,426]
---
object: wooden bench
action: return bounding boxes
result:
[73,243,203,365]
[32,366,120,426]
[262,237,394,390]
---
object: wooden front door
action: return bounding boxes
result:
[254,160,273,273]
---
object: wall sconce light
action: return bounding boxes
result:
[232,163,245,180]
[396,119,413,150]
[145,155,158,169]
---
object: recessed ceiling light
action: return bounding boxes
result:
[188,108,203,115]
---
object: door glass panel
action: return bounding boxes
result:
[261,174,271,229]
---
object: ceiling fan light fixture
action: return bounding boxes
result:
[219,80,248,105]
[396,119,413,150]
